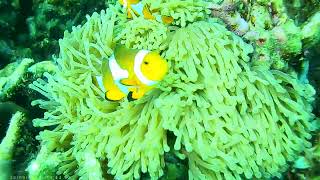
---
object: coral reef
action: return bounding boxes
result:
[0,0,318,179]
[211,0,319,72]
[0,0,108,69]
[27,0,108,61]
[27,0,318,179]
[0,58,56,101]
[0,111,27,180]
[0,58,57,178]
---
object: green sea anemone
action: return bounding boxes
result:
[28,1,316,179]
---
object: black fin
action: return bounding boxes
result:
[127,91,136,102]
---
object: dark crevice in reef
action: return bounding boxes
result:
[0,102,24,140]
[284,0,320,24]
[0,0,34,69]
[307,47,320,117]
[16,0,34,42]
[160,131,189,180]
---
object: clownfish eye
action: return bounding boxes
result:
[144,61,149,65]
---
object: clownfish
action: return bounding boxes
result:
[118,0,174,24]
[95,45,168,101]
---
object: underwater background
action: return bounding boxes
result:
[0,0,319,179]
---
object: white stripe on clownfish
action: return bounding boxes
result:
[123,0,128,8]
[134,50,157,86]
[95,75,106,92]
[108,54,130,94]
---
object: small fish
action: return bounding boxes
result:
[95,45,168,101]
[118,0,174,24]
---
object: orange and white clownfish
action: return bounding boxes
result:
[118,0,174,24]
[95,45,168,101]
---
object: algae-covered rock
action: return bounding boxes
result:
[0,58,34,101]
[301,11,320,49]
[273,20,302,57]
[0,57,57,102]
[285,0,320,24]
